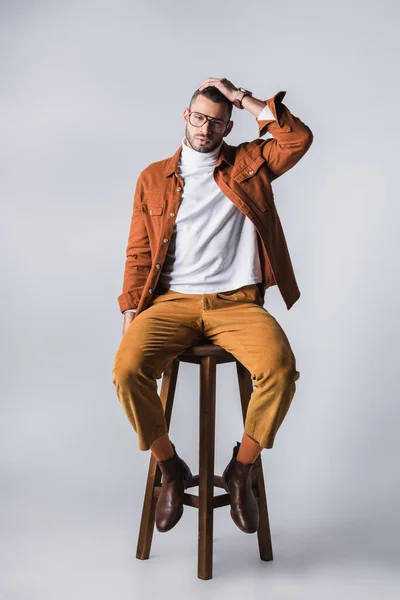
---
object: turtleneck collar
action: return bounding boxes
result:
[179,136,224,167]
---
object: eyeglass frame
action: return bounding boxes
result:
[187,110,231,132]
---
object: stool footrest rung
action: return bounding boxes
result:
[183,491,231,509]
[153,477,260,510]
[152,485,231,509]
[188,474,224,489]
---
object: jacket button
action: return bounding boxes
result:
[156,263,161,269]
[148,288,152,294]
[163,237,169,243]
[169,212,175,217]
[176,187,182,192]
[248,170,254,175]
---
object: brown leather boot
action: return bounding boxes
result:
[155,442,192,532]
[221,441,259,533]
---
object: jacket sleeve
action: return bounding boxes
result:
[257,90,313,181]
[117,177,152,313]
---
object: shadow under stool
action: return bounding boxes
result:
[136,337,273,580]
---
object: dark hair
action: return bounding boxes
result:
[189,85,233,121]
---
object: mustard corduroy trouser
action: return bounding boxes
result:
[112,283,300,451]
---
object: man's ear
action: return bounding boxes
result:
[224,120,234,137]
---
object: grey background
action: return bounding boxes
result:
[1,0,399,597]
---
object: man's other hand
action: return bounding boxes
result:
[122,312,136,336]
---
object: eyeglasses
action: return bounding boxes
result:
[188,111,230,133]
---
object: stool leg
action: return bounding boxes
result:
[236,361,274,562]
[198,355,217,580]
[136,359,180,560]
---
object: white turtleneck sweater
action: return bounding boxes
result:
[124,103,275,312]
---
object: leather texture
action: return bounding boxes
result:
[221,441,260,533]
[155,443,193,532]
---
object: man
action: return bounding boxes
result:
[112,77,313,535]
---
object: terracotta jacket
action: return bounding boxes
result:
[118,90,313,316]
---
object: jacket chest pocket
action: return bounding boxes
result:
[143,193,165,216]
[234,154,269,212]
[148,205,164,215]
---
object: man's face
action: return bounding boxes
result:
[183,95,233,153]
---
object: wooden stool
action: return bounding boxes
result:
[136,337,273,580]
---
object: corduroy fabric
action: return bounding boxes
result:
[112,283,300,450]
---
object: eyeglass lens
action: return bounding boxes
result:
[189,112,226,132]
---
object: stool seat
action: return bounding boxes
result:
[178,340,236,362]
[136,340,273,580]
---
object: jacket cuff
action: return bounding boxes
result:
[118,286,145,313]
[258,90,288,137]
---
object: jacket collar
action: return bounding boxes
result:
[163,139,235,177]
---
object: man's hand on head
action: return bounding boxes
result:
[197,77,240,104]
